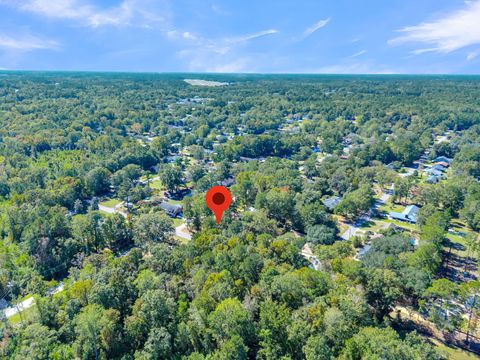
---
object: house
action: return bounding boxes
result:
[165,188,191,200]
[386,162,397,171]
[219,178,235,187]
[434,161,450,168]
[380,222,404,232]
[159,202,183,217]
[388,205,420,224]
[431,164,447,172]
[166,155,182,163]
[434,156,452,164]
[323,196,341,210]
[356,243,372,260]
[410,238,419,247]
[426,175,441,184]
[425,168,443,177]
[239,156,266,162]
[343,145,353,154]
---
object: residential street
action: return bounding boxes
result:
[2,283,64,319]
[175,223,192,240]
[341,186,392,240]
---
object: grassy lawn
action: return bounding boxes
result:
[378,202,405,214]
[8,304,37,325]
[446,220,477,258]
[174,235,189,244]
[166,199,183,205]
[338,223,349,235]
[381,219,418,232]
[446,232,469,257]
[100,198,121,208]
[149,179,164,190]
[431,340,479,360]
[173,217,185,227]
[359,220,385,233]
[451,220,475,236]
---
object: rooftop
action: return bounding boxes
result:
[389,205,420,223]
[323,196,341,210]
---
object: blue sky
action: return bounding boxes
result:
[0,0,479,73]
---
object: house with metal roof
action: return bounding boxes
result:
[388,205,420,224]
[434,156,452,164]
[425,168,444,177]
[219,178,235,187]
[323,196,341,210]
[159,202,183,217]
[434,161,450,168]
[426,175,441,184]
[431,164,447,172]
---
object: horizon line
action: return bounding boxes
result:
[1,69,480,76]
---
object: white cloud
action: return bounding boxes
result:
[170,27,278,71]
[233,29,278,43]
[302,18,330,38]
[389,1,480,54]
[18,0,93,20]
[2,0,167,28]
[467,49,480,61]
[349,50,367,58]
[0,33,59,51]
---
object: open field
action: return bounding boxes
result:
[184,79,228,86]
[99,198,121,208]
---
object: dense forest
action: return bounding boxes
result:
[1,72,480,359]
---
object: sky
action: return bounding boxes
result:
[0,0,479,74]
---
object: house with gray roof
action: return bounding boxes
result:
[323,196,341,210]
[425,168,443,177]
[431,164,447,172]
[426,175,441,184]
[434,156,452,164]
[388,205,420,224]
[159,202,183,217]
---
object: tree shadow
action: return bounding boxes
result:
[444,238,466,252]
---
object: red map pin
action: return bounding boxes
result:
[206,186,232,224]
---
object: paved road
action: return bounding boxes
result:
[98,202,124,214]
[2,217,190,320]
[2,283,64,319]
[300,244,322,271]
[435,135,448,144]
[98,201,128,218]
[399,167,416,178]
[139,175,161,185]
[340,186,393,240]
[175,223,192,240]
[341,224,360,240]
[2,243,142,320]
[380,191,391,203]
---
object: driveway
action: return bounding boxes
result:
[175,224,192,240]
[3,283,64,319]
[340,186,392,240]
